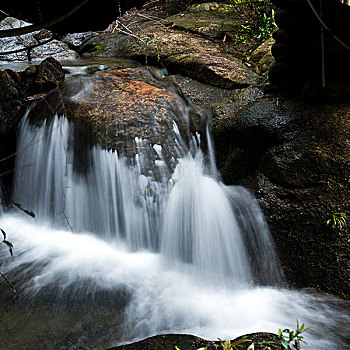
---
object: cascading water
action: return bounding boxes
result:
[0,64,349,350]
[12,110,277,285]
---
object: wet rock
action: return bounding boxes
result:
[89,24,259,89]
[28,66,197,165]
[109,332,283,350]
[0,69,24,134]
[212,94,350,298]
[19,57,66,95]
[0,17,79,62]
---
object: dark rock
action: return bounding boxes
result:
[0,69,24,134]
[1,0,146,35]
[34,57,65,91]
[12,57,66,96]
[109,332,283,350]
[212,94,350,298]
[61,32,100,53]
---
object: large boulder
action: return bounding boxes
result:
[84,5,261,89]
[212,94,350,298]
[166,70,350,298]
[0,17,79,62]
[27,65,199,167]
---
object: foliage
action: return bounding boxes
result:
[326,212,347,232]
[175,338,251,350]
[255,9,276,40]
[175,321,312,350]
[278,320,313,349]
[93,44,104,54]
[218,338,252,350]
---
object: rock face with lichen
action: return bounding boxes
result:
[84,5,261,89]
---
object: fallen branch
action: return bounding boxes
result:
[0,0,89,38]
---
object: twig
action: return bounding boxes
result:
[0,271,17,296]
[0,36,54,57]
[111,25,146,43]
[137,12,167,25]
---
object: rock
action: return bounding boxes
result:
[34,57,65,90]
[87,24,260,89]
[108,332,283,350]
[251,37,275,74]
[168,3,244,40]
[0,69,24,134]
[0,17,79,62]
[61,32,99,53]
[27,66,198,167]
[211,93,350,298]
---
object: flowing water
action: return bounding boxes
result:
[0,64,349,349]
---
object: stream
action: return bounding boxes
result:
[0,60,349,350]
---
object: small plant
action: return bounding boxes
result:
[326,212,347,232]
[175,338,251,350]
[93,44,104,54]
[278,320,313,350]
[218,338,251,350]
[255,9,276,40]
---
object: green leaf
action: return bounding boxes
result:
[303,324,314,332]
[232,338,251,345]
[281,340,289,349]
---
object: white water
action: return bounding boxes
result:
[0,111,349,349]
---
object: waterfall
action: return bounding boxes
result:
[1,66,349,350]
[12,110,280,285]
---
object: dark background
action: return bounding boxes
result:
[0,0,146,34]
